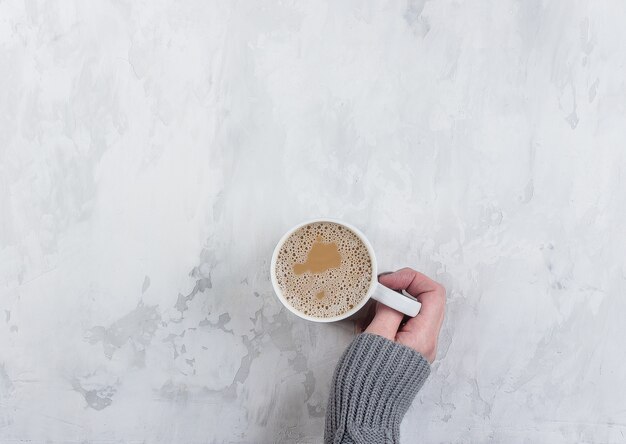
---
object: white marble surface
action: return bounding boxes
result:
[1,1,626,443]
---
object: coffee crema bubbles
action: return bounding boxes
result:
[275,222,372,318]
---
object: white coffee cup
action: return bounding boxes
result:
[270,218,421,322]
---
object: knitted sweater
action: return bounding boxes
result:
[324,333,431,444]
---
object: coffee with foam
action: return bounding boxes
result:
[275,222,372,318]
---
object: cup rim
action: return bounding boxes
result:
[270,218,378,323]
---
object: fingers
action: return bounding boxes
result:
[379,268,445,321]
[364,302,404,341]
[379,268,446,361]
[365,268,446,362]
[378,268,441,298]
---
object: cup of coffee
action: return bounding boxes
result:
[270,219,421,322]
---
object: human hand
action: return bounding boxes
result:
[363,268,446,363]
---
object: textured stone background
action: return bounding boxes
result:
[1,1,625,442]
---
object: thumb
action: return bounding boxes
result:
[364,302,403,341]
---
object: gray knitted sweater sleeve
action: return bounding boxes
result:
[324,333,431,444]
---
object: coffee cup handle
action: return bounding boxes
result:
[372,283,421,317]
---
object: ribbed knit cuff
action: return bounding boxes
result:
[324,333,431,444]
